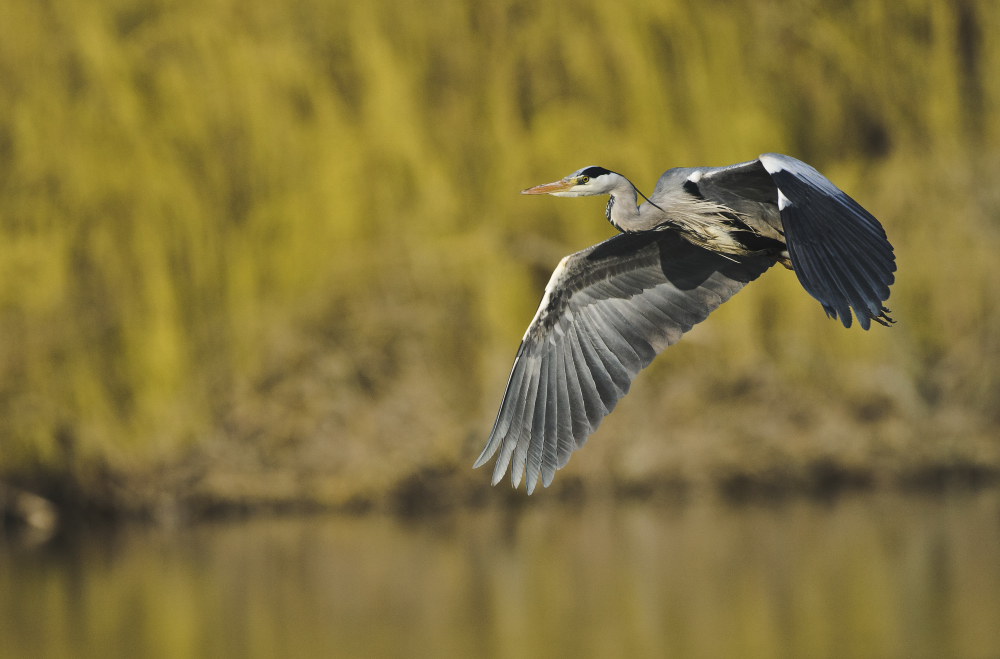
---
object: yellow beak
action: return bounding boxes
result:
[520,178,576,195]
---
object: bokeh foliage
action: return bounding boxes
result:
[0,0,998,508]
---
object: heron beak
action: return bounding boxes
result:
[520,178,576,195]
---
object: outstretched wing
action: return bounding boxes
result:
[475,231,774,493]
[757,153,895,329]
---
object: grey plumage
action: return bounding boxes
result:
[476,153,896,492]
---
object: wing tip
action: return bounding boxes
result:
[826,303,896,331]
[491,442,516,485]
[473,434,501,469]
[870,306,895,328]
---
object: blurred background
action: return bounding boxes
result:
[1,0,999,657]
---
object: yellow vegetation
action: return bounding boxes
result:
[0,0,998,509]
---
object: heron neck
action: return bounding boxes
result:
[606,181,642,232]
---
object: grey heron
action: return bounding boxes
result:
[474,154,896,493]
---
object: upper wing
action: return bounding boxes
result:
[757,153,895,329]
[691,154,896,330]
[474,231,774,493]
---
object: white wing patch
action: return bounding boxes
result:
[759,153,841,196]
[777,189,792,210]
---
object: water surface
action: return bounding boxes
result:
[3,492,999,659]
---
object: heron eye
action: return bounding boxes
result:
[579,176,590,184]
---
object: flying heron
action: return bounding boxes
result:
[474,153,896,493]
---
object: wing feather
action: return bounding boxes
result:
[566,323,608,434]
[622,296,681,350]
[759,153,896,328]
[495,356,538,486]
[579,311,635,393]
[590,304,653,372]
[554,348,576,471]
[484,355,530,476]
[475,347,527,468]
[524,357,551,493]
[539,353,563,490]
[477,231,773,490]
[640,287,704,329]
[815,240,881,317]
[508,358,540,488]
[606,298,670,352]
[573,321,620,413]
[561,334,592,443]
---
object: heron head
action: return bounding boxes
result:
[521,166,621,197]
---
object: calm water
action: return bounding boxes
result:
[2,492,1000,659]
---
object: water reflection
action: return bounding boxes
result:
[2,492,999,659]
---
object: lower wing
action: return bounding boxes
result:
[475,231,774,493]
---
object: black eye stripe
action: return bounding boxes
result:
[579,166,612,179]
